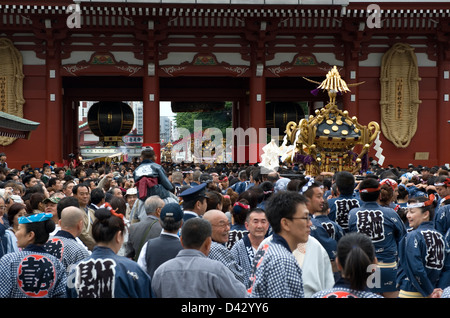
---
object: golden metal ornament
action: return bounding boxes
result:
[282,66,380,175]
[302,65,365,105]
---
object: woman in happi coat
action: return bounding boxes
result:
[397,195,450,298]
[0,213,67,298]
[67,207,153,298]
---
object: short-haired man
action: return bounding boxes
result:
[230,208,269,288]
[125,195,164,261]
[73,183,96,251]
[89,187,105,211]
[248,191,311,298]
[151,218,247,298]
[327,171,362,232]
[301,178,344,269]
[348,177,407,298]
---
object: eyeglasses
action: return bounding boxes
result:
[0,206,6,210]
[287,215,311,222]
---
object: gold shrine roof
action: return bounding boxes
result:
[316,113,360,140]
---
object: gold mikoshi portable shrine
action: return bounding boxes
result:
[283,66,380,176]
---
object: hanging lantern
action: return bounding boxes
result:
[87,101,134,146]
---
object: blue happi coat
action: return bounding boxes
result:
[348,201,406,263]
[67,246,153,298]
[311,214,344,261]
[434,204,450,236]
[397,222,450,297]
[328,194,363,232]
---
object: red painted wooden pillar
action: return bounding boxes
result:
[249,74,266,164]
[437,46,450,165]
[46,52,63,164]
[343,43,359,118]
[142,60,161,163]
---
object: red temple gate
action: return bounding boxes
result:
[0,0,449,169]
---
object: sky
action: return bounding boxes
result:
[160,101,175,118]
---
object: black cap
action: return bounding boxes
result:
[160,203,184,222]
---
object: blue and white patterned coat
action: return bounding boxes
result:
[208,241,246,285]
[230,235,255,288]
[248,234,304,298]
[44,230,90,273]
[0,245,67,298]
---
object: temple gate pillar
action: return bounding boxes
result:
[249,74,266,164]
[45,43,63,163]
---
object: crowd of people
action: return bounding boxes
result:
[0,148,450,299]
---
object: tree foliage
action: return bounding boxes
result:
[175,102,232,136]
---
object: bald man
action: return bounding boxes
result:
[203,209,246,285]
[203,209,230,244]
[44,206,90,271]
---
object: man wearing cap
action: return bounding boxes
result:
[137,202,184,277]
[43,196,61,228]
[179,183,208,221]
[125,187,138,220]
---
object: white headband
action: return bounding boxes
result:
[406,202,426,209]
[300,177,315,194]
